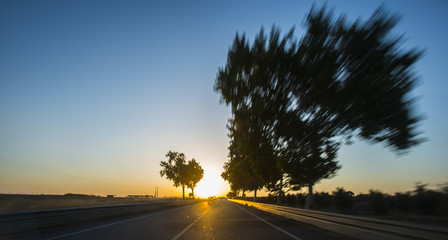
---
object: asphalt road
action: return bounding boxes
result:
[9,199,353,240]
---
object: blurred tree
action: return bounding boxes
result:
[221,136,263,199]
[314,191,333,209]
[283,123,341,209]
[333,188,355,210]
[216,5,423,209]
[412,182,441,214]
[391,192,412,213]
[185,158,204,199]
[221,114,280,201]
[226,190,238,199]
[369,190,390,214]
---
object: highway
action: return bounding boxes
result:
[7,199,352,240]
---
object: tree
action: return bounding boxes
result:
[160,151,188,200]
[185,158,204,199]
[226,191,238,199]
[160,151,204,200]
[333,188,355,210]
[221,114,280,201]
[285,133,341,209]
[221,138,262,199]
[216,6,423,208]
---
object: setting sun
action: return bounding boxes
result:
[195,165,227,198]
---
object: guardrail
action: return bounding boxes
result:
[0,200,199,238]
[229,199,448,240]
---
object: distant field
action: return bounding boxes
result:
[0,194,182,212]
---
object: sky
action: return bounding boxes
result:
[0,0,447,198]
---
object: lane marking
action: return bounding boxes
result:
[170,207,210,240]
[45,206,189,240]
[231,202,302,240]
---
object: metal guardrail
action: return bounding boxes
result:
[0,200,198,238]
[230,199,448,240]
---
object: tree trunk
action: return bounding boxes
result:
[253,189,257,202]
[277,176,283,205]
[242,189,245,199]
[182,185,185,200]
[192,188,195,199]
[305,183,314,209]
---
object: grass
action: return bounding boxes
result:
[0,194,182,213]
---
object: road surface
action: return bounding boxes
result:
[7,199,353,240]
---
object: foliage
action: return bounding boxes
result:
[412,182,442,214]
[226,191,238,199]
[369,190,390,214]
[160,151,203,199]
[251,184,448,217]
[185,158,204,199]
[391,192,411,213]
[221,115,280,194]
[221,131,262,193]
[160,151,187,188]
[333,188,355,210]
[215,5,424,208]
[314,191,333,209]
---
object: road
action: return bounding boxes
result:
[7,199,352,240]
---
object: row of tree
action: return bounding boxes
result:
[160,151,204,199]
[232,183,448,216]
[216,6,423,208]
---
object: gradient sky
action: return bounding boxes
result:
[1,0,447,198]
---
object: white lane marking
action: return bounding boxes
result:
[45,207,185,240]
[232,202,302,240]
[170,208,210,240]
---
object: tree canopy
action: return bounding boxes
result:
[216,6,423,207]
[185,158,204,199]
[160,151,204,199]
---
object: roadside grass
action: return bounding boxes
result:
[0,194,183,212]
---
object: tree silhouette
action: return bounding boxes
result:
[216,6,423,208]
[185,158,204,199]
[221,142,262,200]
[221,138,260,198]
[160,151,204,200]
[160,151,188,200]
[221,113,280,201]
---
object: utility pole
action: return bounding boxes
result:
[154,187,158,199]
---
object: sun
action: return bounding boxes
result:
[195,165,227,198]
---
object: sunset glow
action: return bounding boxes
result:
[195,166,227,198]
[0,0,447,200]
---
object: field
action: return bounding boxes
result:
[0,194,181,212]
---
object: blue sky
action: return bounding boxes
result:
[0,0,447,197]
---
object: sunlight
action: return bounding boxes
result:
[194,165,226,198]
